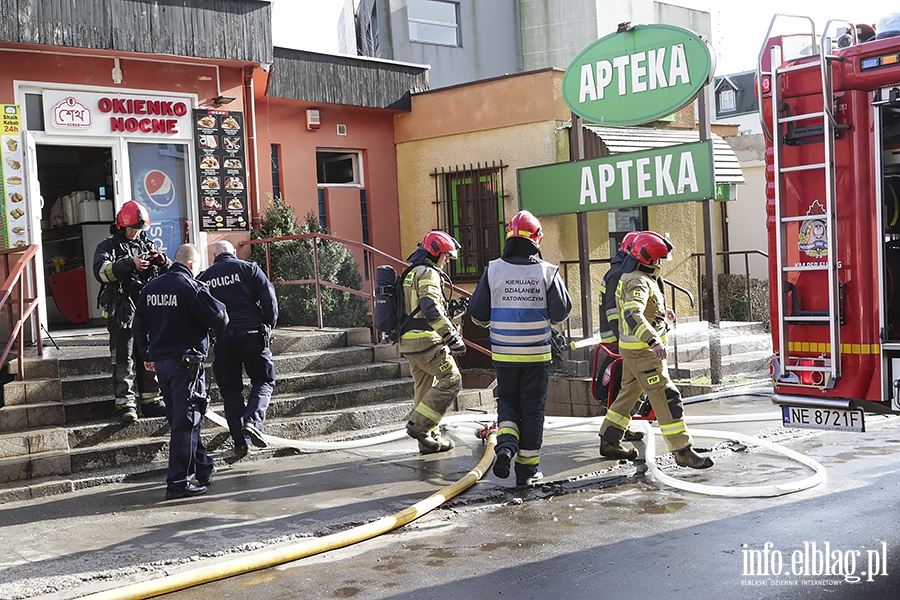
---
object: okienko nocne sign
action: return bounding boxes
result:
[562,24,714,126]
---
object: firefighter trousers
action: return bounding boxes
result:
[108,322,161,410]
[496,363,550,482]
[403,343,461,433]
[599,347,692,452]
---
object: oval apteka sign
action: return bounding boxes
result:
[563,24,714,126]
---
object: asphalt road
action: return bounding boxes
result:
[168,395,900,600]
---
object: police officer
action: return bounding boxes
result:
[133,244,229,499]
[470,211,572,486]
[93,200,170,424]
[198,240,278,458]
[400,230,465,454]
[598,231,713,469]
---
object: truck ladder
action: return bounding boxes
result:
[769,35,844,387]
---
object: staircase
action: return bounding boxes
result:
[667,320,772,385]
[0,326,494,503]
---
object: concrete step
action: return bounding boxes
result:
[67,398,415,475]
[0,449,71,484]
[666,321,768,345]
[2,377,62,406]
[0,426,70,459]
[4,356,60,379]
[668,333,772,364]
[0,402,66,432]
[60,359,402,410]
[669,349,772,381]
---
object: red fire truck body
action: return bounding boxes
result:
[758,16,900,431]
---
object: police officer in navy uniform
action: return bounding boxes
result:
[470,211,572,486]
[198,240,278,458]
[93,200,171,424]
[133,244,229,499]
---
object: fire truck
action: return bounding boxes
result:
[757,13,900,432]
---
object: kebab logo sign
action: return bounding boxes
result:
[137,170,175,208]
[52,97,92,129]
[798,200,828,259]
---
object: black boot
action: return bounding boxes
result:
[599,438,637,461]
[493,447,513,479]
[673,446,714,469]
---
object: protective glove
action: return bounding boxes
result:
[146,250,167,266]
[442,329,467,357]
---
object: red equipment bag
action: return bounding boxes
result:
[591,343,656,421]
[591,343,623,407]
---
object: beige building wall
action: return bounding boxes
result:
[395,69,726,331]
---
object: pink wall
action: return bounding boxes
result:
[254,98,403,259]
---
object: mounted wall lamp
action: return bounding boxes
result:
[212,95,236,107]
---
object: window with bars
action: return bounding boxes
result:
[433,161,507,281]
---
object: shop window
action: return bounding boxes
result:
[608,207,647,256]
[316,150,361,185]
[408,0,460,46]
[433,162,507,281]
[271,144,282,199]
[719,88,736,113]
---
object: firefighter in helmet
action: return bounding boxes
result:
[93,200,171,424]
[598,231,713,468]
[400,230,465,454]
[598,230,647,443]
[470,210,572,485]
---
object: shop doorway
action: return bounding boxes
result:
[37,144,116,329]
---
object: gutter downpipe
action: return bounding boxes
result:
[243,66,262,230]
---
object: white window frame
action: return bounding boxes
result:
[408,0,460,47]
[719,88,736,113]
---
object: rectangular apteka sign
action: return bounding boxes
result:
[518,140,714,217]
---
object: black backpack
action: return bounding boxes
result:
[374,263,422,343]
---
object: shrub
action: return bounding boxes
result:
[717,273,770,330]
[250,197,370,328]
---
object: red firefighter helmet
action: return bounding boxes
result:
[506,210,543,247]
[422,230,460,259]
[631,231,673,264]
[621,230,640,251]
[116,200,151,231]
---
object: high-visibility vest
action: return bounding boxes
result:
[486,258,557,364]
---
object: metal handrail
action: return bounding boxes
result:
[241,233,490,356]
[691,249,769,322]
[558,257,696,339]
[0,245,43,380]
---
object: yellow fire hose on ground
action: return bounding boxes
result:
[82,433,497,600]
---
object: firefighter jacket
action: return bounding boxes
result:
[93,225,171,327]
[397,258,455,354]
[470,249,572,366]
[133,262,229,362]
[197,252,278,331]
[598,249,628,343]
[616,263,668,351]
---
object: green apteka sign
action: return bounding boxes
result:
[518,140,715,217]
[563,24,714,126]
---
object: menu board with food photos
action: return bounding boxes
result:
[193,108,249,232]
[1,105,25,250]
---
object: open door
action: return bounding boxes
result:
[21,129,48,335]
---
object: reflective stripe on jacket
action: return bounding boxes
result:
[616,266,667,350]
[486,258,556,364]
